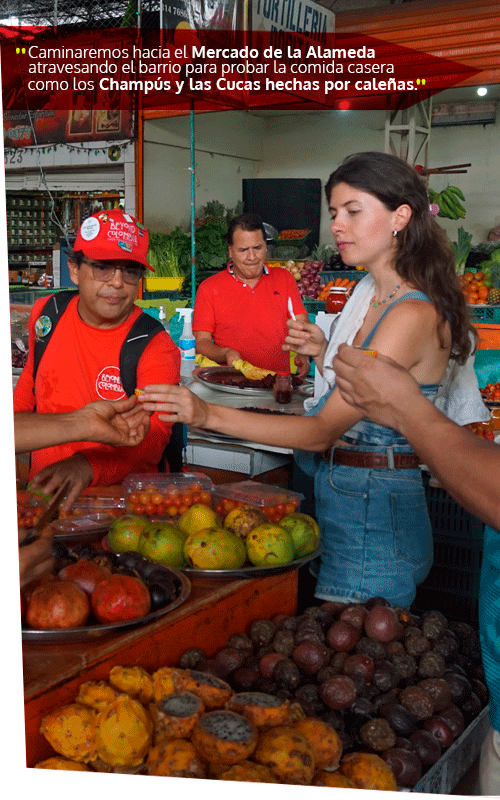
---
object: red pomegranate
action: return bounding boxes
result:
[26,580,90,629]
[91,574,151,624]
[58,559,111,595]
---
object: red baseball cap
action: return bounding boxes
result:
[74,209,153,270]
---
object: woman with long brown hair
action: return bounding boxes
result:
[138,151,487,607]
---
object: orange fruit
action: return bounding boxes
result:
[468,281,479,291]
[464,271,474,283]
[475,271,484,281]
[478,286,489,301]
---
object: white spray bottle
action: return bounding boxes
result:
[176,307,196,378]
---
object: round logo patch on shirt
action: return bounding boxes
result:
[96,366,125,400]
[80,216,101,241]
[35,315,52,339]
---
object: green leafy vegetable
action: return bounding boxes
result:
[450,227,473,275]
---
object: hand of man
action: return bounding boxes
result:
[29,454,94,513]
[224,348,241,366]
[18,526,54,589]
[333,343,423,429]
[78,396,151,446]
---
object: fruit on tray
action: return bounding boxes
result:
[183,527,247,570]
[339,751,398,791]
[279,512,320,558]
[107,514,150,553]
[481,381,500,402]
[34,757,91,771]
[58,559,111,595]
[177,503,221,537]
[223,504,267,540]
[232,358,276,380]
[253,726,315,784]
[245,523,295,567]
[147,738,206,777]
[195,354,219,368]
[91,574,151,624]
[108,665,154,705]
[26,580,91,630]
[137,521,187,568]
[16,489,48,529]
[40,703,98,763]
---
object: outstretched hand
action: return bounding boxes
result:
[18,525,54,589]
[79,396,151,447]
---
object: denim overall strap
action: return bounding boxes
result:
[361,291,431,347]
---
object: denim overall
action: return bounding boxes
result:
[313,291,438,608]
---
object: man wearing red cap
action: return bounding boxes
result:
[14,209,180,511]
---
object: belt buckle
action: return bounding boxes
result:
[386,445,395,470]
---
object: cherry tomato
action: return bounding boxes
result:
[151,493,164,506]
[223,499,236,512]
[139,492,151,506]
[129,492,139,504]
[191,492,201,504]
[191,482,202,492]
[133,504,145,515]
[167,506,178,517]
[156,504,166,516]
[284,502,296,515]
[181,492,192,507]
[178,505,189,515]
[214,504,224,515]
[173,497,182,509]
[145,503,156,516]
[275,503,285,517]
[200,491,212,506]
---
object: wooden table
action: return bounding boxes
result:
[23,569,298,767]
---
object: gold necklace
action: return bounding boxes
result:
[370,284,401,308]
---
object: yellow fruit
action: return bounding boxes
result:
[107,514,150,553]
[279,513,321,558]
[184,527,247,570]
[224,504,267,539]
[246,523,295,567]
[138,521,186,567]
[95,694,153,768]
[40,703,97,763]
[177,503,221,537]
[35,757,91,771]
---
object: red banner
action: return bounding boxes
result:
[0,26,479,116]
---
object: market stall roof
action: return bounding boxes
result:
[141,0,500,119]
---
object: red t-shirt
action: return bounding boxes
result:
[14,295,181,485]
[192,265,307,372]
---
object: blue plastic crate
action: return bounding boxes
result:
[468,304,500,323]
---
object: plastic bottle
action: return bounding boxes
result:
[158,305,170,335]
[176,307,196,378]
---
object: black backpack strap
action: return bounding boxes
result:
[119,312,187,473]
[33,290,78,382]
[119,312,165,397]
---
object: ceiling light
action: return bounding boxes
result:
[477,87,488,96]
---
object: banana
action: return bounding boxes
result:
[446,185,465,202]
[437,192,459,219]
[443,187,466,214]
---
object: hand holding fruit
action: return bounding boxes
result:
[30,454,94,514]
[139,384,211,429]
[284,319,327,361]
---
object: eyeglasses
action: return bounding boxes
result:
[82,259,146,285]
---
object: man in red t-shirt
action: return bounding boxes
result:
[193,213,310,375]
[14,209,180,511]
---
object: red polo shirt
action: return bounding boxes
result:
[192,264,307,372]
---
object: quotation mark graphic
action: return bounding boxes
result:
[416,78,426,86]
[16,47,26,54]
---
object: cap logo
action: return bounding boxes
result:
[118,240,133,253]
[80,217,100,241]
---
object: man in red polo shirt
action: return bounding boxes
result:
[193,212,310,375]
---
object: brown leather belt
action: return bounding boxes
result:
[323,447,420,469]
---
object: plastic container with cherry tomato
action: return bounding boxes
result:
[121,472,214,519]
[17,489,48,529]
[58,495,127,521]
[212,481,304,523]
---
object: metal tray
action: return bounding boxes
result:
[180,548,320,580]
[192,366,274,396]
[297,382,314,396]
[22,558,191,643]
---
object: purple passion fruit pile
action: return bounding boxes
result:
[178,598,488,788]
